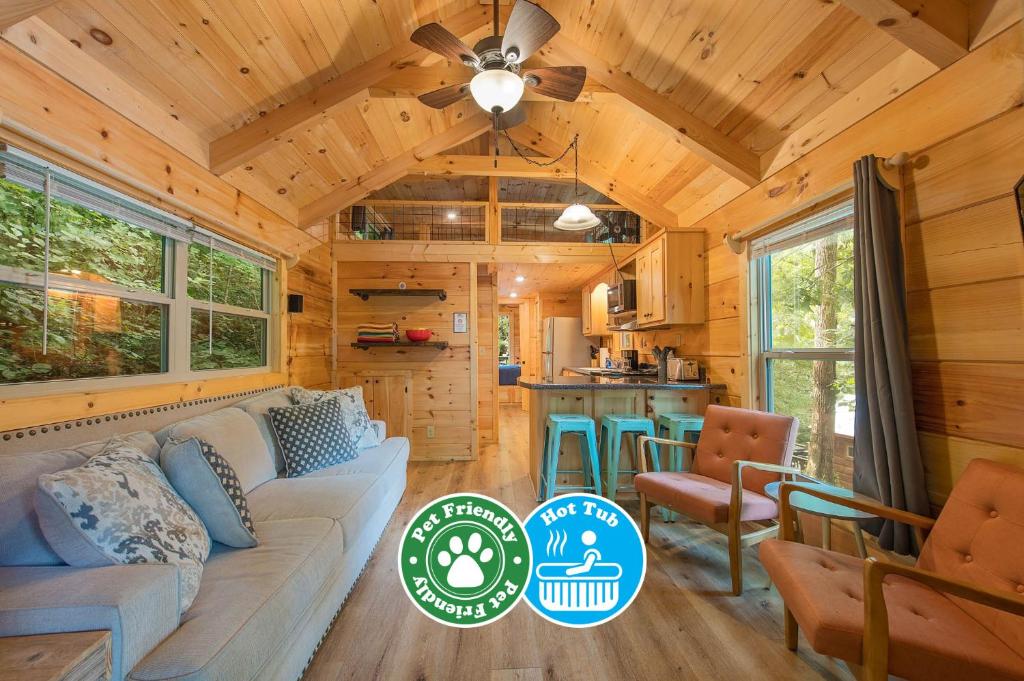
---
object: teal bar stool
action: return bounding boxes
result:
[539,414,602,501]
[656,413,706,471]
[600,414,660,503]
[656,413,705,521]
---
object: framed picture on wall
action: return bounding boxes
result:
[1015,175,1024,237]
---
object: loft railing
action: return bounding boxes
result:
[331,201,644,245]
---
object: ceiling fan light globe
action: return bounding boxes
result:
[554,203,602,231]
[470,69,524,114]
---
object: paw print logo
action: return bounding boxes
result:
[437,532,493,588]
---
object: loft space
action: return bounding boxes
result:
[0,2,1021,681]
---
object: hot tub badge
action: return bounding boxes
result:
[523,493,647,627]
[399,493,531,627]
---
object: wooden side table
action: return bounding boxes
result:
[0,631,111,681]
[764,480,876,558]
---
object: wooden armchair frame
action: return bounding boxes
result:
[637,435,803,595]
[775,483,1024,681]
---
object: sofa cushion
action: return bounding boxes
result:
[268,399,358,477]
[0,431,159,567]
[634,471,778,524]
[161,438,258,548]
[158,408,275,494]
[35,440,211,613]
[247,436,408,543]
[233,389,292,472]
[691,405,797,494]
[760,539,1024,681]
[305,436,409,479]
[129,517,342,681]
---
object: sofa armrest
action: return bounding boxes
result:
[862,558,1024,680]
[370,420,387,441]
[636,436,697,474]
[0,564,180,681]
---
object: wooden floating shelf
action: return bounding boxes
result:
[349,288,447,301]
[350,342,450,351]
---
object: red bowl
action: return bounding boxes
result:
[405,329,433,342]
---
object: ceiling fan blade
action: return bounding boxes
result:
[501,0,560,64]
[523,66,586,102]
[417,83,471,109]
[495,105,527,130]
[411,23,479,67]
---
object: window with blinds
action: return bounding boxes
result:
[0,145,276,389]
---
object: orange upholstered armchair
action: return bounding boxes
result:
[760,458,1024,681]
[635,405,800,595]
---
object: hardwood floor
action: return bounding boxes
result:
[305,406,855,681]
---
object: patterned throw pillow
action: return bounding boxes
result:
[35,440,211,613]
[289,385,380,449]
[161,438,258,548]
[269,398,359,477]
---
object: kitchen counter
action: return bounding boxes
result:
[519,375,726,391]
[520,375,726,496]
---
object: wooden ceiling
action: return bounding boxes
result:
[5,0,975,240]
[497,262,607,298]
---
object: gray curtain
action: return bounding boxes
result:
[852,155,930,555]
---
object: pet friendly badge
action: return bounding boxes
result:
[523,493,646,627]
[399,493,531,627]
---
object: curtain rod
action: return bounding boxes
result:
[723,152,909,255]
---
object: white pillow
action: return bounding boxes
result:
[35,440,211,613]
[288,386,381,449]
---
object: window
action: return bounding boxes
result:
[0,147,277,391]
[751,201,855,487]
[498,313,512,364]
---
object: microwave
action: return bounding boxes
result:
[607,280,637,314]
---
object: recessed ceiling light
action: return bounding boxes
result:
[515,275,525,283]
[509,292,518,298]
[446,211,457,220]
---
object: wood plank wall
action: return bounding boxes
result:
[694,23,1023,507]
[287,242,335,390]
[903,105,1024,506]
[336,262,481,461]
[477,269,498,443]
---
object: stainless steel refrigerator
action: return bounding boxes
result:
[542,317,594,380]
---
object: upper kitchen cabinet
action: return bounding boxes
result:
[636,233,704,328]
[582,282,611,336]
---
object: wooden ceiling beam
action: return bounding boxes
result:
[539,35,762,188]
[208,4,494,175]
[411,154,570,178]
[837,0,968,67]
[506,125,679,228]
[297,113,493,228]
[0,1,57,30]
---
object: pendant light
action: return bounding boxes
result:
[553,135,601,231]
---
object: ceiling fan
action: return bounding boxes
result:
[410,0,586,129]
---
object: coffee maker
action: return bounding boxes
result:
[620,349,639,372]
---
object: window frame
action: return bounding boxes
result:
[0,150,278,399]
[748,199,855,447]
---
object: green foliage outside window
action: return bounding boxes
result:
[763,229,856,487]
[498,314,511,363]
[187,243,263,310]
[190,310,266,370]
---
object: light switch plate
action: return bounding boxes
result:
[426,425,436,439]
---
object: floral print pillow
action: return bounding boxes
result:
[288,386,378,448]
[35,440,211,613]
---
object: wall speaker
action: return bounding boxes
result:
[287,294,304,313]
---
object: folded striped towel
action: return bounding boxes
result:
[357,322,398,343]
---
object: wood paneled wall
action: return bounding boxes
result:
[695,22,1023,506]
[287,242,335,390]
[477,269,498,444]
[336,262,481,461]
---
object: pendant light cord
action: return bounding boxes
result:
[501,130,577,168]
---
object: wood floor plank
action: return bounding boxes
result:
[303,406,854,681]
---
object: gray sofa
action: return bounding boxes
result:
[0,387,409,681]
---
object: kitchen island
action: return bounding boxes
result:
[519,375,727,497]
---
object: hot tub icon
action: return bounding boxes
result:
[534,533,623,612]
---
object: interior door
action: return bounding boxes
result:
[648,241,666,323]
